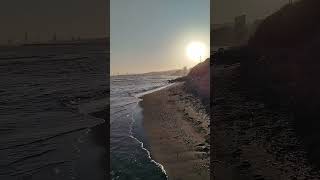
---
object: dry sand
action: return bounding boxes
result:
[141,83,210,180]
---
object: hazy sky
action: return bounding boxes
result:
[212,0,288,24]
[111,0,210,75]
[0,0,109,43]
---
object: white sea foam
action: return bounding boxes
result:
[111,74,177,179]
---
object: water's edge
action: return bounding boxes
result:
[131,83,176,179]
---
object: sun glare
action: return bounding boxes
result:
[186,42,206,62]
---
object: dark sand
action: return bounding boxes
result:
[141,83,210,180]
[213,63,320,180]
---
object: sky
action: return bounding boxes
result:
[0,0,109,44]
[212,0,289,24]
[111,0,210,75]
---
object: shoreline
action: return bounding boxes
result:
[141,83,210,180]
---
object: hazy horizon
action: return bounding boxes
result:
[111,0,210,75]
[0,0,109,44]
[110,68,187,76]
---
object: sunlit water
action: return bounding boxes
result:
[110,74,177,180]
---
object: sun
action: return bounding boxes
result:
[186,42,206,62]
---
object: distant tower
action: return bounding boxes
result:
[234,14,247,43]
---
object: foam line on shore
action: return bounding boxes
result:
[129,104,168,179]
[129,84,175,179]
[135,83,176,98]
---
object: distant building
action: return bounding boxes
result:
[234,15,248,44]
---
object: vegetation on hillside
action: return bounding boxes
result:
[244,0,320,165]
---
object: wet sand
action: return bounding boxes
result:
[213,63,320,180]
[141,83,210,180]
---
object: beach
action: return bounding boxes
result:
[141,82,210,180]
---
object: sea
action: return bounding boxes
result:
[0,41,109,180]
[110,74,177,180]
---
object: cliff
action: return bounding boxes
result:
[245,0,320,165]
